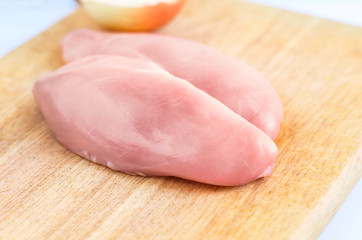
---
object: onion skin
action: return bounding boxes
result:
[79,0,186,31]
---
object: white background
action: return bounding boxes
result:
[0,1,361,239]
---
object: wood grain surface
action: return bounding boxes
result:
[1,0,362,239]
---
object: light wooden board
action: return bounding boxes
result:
[1,0,362,239]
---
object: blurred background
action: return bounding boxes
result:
[0,1,361,239]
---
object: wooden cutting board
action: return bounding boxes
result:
[1,0,361,239]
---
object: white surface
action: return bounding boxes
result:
[0,1,361,239]
[246,0,362,27]
[81,0,177,8]
[0,0,77,57]
[320,179,362,240]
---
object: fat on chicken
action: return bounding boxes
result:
[61,29,283,140]
[33,55,278,186]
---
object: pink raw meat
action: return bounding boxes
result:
[61,29,283,140]
[33,55,278,186]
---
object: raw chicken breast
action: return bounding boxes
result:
[61,29,283,140]
[33,55,278,186]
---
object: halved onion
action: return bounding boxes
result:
[79,0,186,31]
